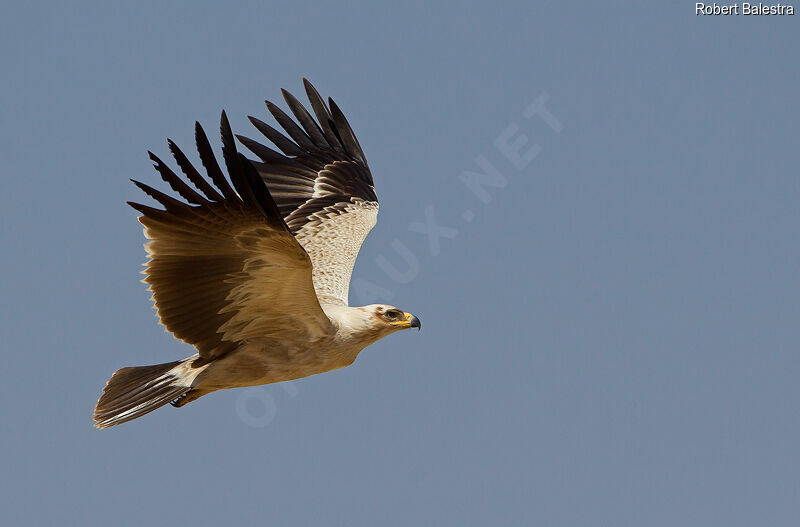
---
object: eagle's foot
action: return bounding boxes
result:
[171,389,205,408]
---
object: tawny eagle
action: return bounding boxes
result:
[93,80,420,429]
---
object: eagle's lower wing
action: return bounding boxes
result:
[130,113,334,362]
[236,79,379,306]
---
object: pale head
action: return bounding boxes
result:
[328,303,421,345]
[369,304,421,331]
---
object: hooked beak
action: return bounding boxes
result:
[391,312,422,331]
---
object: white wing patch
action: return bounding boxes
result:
[294,198,379,305]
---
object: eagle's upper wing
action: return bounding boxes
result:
[131,113,334,362]
[236,79,379,306]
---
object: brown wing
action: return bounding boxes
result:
[236,79,379,305]
[130,112,334,362]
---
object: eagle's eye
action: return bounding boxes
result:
[384,309,402,320]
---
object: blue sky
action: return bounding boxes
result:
[1,2,798,525]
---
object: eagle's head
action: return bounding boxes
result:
[333,303,421,341]
[370,304,421,331]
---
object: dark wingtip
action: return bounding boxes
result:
[126,200,147,214]
[220,110,233,146]
[237,152,285,225]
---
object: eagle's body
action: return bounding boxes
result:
[93,80,419,428]
[174,304,398,402]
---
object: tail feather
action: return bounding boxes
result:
[93,360,190,429]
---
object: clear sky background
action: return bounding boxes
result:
[1,2,798,525]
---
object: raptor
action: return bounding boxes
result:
[93,80,420,428]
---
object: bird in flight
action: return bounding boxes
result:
[93,79,421,428]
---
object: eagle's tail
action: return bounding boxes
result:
[93,359,197,429]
